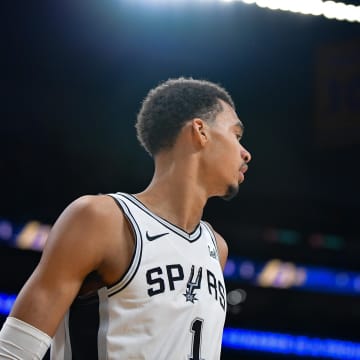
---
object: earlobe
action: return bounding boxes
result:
[192,118,208,146]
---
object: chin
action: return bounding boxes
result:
[220,184,239,201]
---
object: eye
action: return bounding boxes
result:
[236,134,242,142]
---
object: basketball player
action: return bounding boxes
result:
[0,78,251,359]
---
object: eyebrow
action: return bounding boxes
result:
[234,120,244,132]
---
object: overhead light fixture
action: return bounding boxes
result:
[222,0,360,23]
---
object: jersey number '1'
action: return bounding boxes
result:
[189,318,204,360]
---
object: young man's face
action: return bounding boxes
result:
[205,100,251,200]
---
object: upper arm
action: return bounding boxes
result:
[10,195,123,337]
[214,231,228,271]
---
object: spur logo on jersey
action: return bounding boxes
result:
[183,265,202,303]
[145,264,226,311]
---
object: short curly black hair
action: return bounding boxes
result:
[136,77,235,156]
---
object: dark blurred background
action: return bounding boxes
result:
[1,0,360,359]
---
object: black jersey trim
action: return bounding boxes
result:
[119,192,202,243]
[106,194,143,297]
[68,295,99,359]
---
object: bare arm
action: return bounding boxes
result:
[9,195,129,337]
[213,231,228,271]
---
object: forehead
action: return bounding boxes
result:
[215,99,244,130]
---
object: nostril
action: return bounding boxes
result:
[243,152,251,163]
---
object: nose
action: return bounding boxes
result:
[241,146,251,163]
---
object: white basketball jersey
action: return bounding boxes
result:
[51,192,226,360]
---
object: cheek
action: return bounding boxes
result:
[226,140,241,160]
[208,134,239,165]
[217,144,239,172]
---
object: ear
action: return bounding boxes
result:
[191,118,208,147]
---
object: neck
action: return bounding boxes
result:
[135,155,208,233]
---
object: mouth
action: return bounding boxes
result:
[238,164,248,183]
[240,164,248,174]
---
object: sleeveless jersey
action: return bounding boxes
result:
[51,192,227,360]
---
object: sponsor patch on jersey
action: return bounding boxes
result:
[208,243,217,260]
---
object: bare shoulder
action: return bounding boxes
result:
[57,194,122,225]
[46,195,124,249]
[203,221,228,271]
[9,194,130,335]
[41,194,130,282]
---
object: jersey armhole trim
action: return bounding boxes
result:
[106,194,143,297]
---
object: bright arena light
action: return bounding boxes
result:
[221,0,360,23]
[223,328,360,359]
